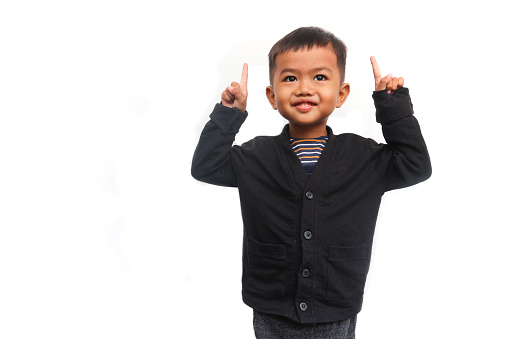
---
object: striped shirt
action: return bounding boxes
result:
[290,136,328,176]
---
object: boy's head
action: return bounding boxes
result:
[268,27,347,85]
[266,27,350,138]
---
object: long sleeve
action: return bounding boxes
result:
[191,103,248,187]
[370,87,432,192]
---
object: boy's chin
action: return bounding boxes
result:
[286,118,330,129]
[284,116,333,127]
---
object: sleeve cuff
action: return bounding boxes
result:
[372,87,414,124]
[209,103,248,134]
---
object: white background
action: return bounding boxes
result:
[1,1,508,338]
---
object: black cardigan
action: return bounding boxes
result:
[191,87,431,324]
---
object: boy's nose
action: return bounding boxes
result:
[295,81,315,96]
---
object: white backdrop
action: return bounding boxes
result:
[1,1,508,338]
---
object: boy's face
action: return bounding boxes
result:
[266,45,350,137]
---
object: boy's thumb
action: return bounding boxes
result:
[377,74,393,91]
[229,82,241,95]
[381,74,393,83]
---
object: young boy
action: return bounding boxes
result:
[191,27,431,338]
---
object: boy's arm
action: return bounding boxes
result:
[369,57,432,192]
[191,64,249,187]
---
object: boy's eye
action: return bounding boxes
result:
[314,74,326,81]
[284,76,297,82]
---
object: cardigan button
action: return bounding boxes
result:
[302,269,310,278]
[304,231,312,240]
[299,302,308,312]
[305,191,314,200]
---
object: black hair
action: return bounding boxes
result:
[268,27,347,84]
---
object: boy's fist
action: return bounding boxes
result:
[221,63,248,112]
[370,56,404,94]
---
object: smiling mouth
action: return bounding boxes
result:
[294,101,317,112]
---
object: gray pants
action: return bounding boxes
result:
[253,310,356,339]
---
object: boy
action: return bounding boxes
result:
[191,27,431,338]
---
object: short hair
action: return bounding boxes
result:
[268,27,347,85]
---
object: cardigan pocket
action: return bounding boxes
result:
[326,244,369,301]
[246,237,287,296]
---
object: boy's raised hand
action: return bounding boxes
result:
[221,63,248,112]
[370,56,404,94]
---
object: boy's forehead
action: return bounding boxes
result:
[274,45,339,73]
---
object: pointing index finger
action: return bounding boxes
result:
[240,63,248,88]
[370,56,382,81]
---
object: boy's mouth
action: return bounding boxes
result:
[293,100,317,112]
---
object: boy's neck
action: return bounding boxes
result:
[288,123,328,139]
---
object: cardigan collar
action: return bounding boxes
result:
[278,124,336,191]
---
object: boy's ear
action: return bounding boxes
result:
[336,83,350,108]
[266,86,277,110]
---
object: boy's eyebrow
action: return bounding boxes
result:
[279,67,333,74]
